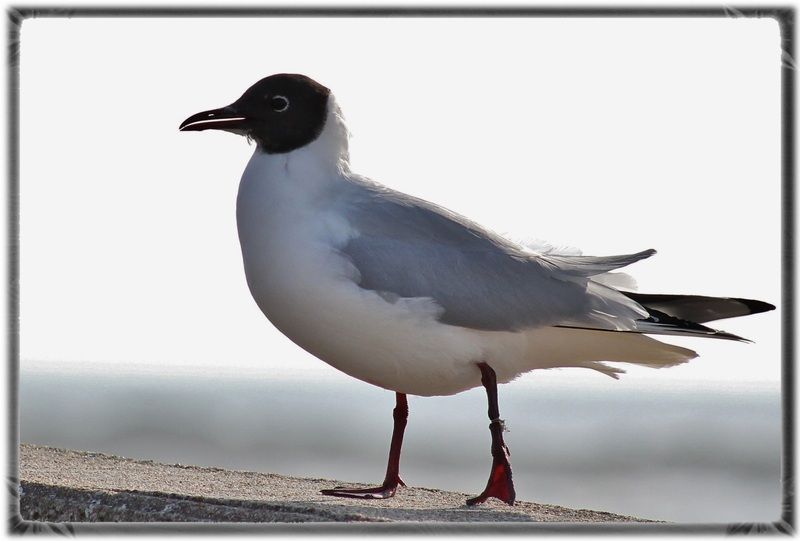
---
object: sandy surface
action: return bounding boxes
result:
[19,443,650,523]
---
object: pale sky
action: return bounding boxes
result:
[18,16,782,389]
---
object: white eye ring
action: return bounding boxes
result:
[270,95,290,113]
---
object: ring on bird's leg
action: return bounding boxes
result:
[467,363,516,506]
[490,417,509,433]
[321,392,408,500]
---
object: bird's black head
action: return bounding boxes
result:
[179,73,331,154]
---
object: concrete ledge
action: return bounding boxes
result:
[19,444,650,523]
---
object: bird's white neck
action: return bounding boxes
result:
[246,94,351,187]
[236,93,354,272]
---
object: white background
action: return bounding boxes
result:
[19,16,781,389]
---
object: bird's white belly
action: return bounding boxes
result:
[239,216,495,396]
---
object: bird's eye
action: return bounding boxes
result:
[270,95,290,113]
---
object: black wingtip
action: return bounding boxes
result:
[712,329,752,343]
[733,297,776,316]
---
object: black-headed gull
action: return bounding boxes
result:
[180,73,774,505]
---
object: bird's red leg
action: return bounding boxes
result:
[320,392,408,499]
[466,362,516,506]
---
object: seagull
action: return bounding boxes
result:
[180,73,775,505]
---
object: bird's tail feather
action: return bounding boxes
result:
[536,293,773,379]
[529,327,698,379]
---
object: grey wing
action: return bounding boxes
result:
[338,180,652,332]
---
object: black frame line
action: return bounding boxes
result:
[6,5,794,535]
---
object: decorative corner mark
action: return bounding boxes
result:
[722,5,746,18]
[781,49,797,71]
[9,478,76,536]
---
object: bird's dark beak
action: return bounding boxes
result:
[179,105,249,132]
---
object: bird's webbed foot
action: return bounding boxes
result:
[320,476,406,500]
[466,425,515,505]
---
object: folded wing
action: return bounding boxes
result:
[338,179,652,332]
